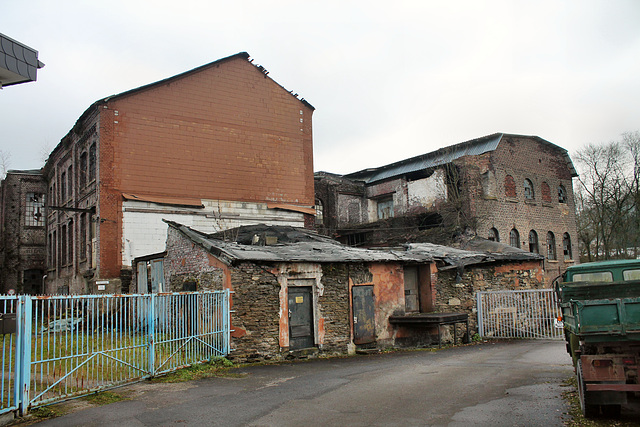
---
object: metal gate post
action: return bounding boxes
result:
[224,289,231,355]
[148,294,156,376]
[476,292,484,337]
[17,296,32,416]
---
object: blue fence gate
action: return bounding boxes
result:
[0,291,230,415]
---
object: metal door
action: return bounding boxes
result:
[352,285,375,344]
[288,287,314,350]
[404,267,419,313]
[137,262,148,293]
[150,259,164,293]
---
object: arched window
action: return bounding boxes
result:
[547,231,556,260]
[315,199,324,226]
[524,179,535,200]
[528,230,539,254]
[510,228,520,248]
[488,227,499,242]
[558,185,567,203]
[541,182,551,203]
[505,175,516,198]
[563,233,572,260]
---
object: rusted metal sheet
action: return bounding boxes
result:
[352,286,375,344]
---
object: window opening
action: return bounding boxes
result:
[563,233,572,260]
[524,179,534,200]
[315,199,324,226]
[558,185,567,203]
[25,193,45,226]
[488,227,499,242]
[547,231,556,260]
[510,228,520,248]
[528,230,539,254]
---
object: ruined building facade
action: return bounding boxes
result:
[315,133,578,282]
[43,52,315,294]
[0,170,47,294]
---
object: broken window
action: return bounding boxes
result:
[558,185,567,203]
[315,198,324,226]
[528,230,539,254]
[79,152,87,188]
[377,197,394,220]
[88,142,96,182]
[524,179,534,200]
[80,213,87,260]
[25,193,45,227]
[505,175,516,198]
[67,165,73,199]
[563,233,572,260]
[510,228,520,248]
[60,171,66,202]
[68,219,74,265]
[60,224,67,266]
[547,231,556,260]
[488,227,499,242]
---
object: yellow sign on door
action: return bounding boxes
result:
[295,296,304,303]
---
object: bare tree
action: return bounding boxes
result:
[575,133,638,260]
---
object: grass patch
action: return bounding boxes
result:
[82,390,129,406]
[26,404,68,422]
[151,357,244,383]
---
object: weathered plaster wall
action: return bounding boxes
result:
[407,170,447,210]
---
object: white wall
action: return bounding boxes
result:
[407,169,447,209]
[122,199,305,264]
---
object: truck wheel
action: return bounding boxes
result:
[577,360,599,417]
[601,404,621,417]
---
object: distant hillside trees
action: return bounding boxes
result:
[575,131,640,261]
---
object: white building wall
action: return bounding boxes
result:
[407,169,447,209]
[122,199,305,265]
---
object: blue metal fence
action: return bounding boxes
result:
[0,291,230,415]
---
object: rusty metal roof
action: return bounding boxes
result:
[345,133,577,184]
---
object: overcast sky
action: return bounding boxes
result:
[2,0,639,175]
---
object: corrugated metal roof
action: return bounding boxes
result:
[346,134,502,183]
[345,133,577,183]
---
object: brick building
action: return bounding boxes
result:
[0,170,47,293]
[43,52,315,294]
[315,133,578,283]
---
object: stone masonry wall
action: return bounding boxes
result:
[434,260,545,335]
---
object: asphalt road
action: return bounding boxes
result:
[39,340,574,426]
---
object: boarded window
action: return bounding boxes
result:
[505,175,516,198]
[541,182,551,203]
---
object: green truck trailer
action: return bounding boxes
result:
[555,259,640,417]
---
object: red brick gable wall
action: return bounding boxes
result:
[100,57,314,205]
